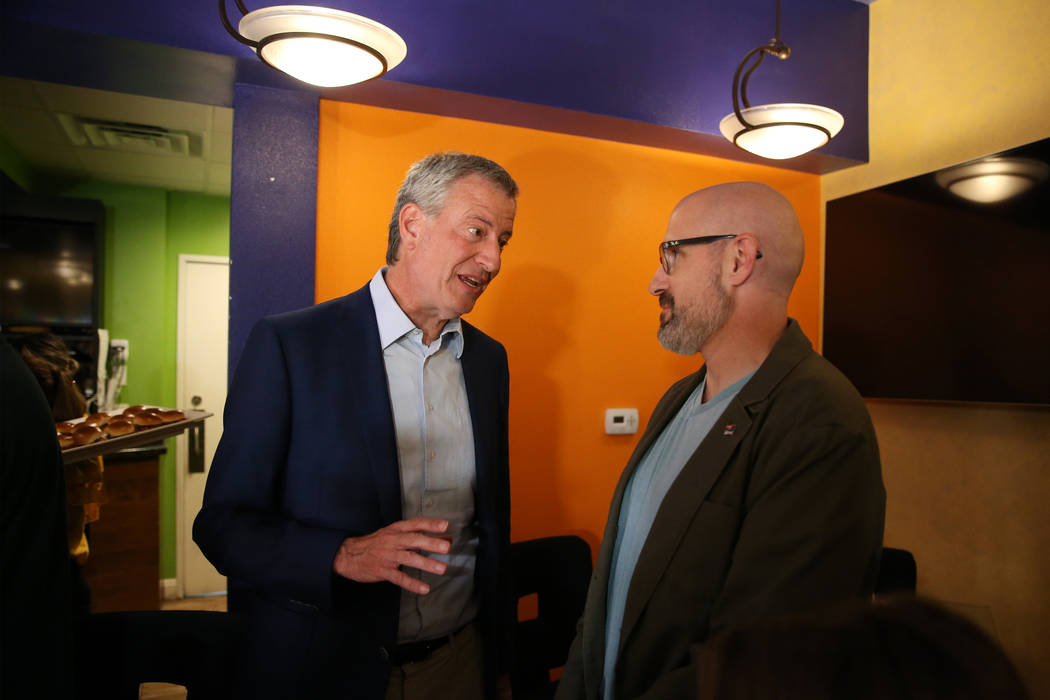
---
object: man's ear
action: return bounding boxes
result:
[727,233,761,287]
[398,202,427,252]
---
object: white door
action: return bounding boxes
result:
[176,254,230,597]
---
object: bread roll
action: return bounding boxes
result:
[156,409,185,423]
[73,424,105,446]
[58,433,75,449]
[132,413,164,427]
[107,420,136,437]
[56,421,77,434]
[122,405,148,416]
[84,412,112,426]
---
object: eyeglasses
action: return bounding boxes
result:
[658,234,763,274]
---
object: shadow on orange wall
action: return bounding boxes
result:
[316,101,821,557]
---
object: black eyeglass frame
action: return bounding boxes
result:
[659,234,763,274]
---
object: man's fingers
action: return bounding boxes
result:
[398,550,448,576]
[388,568,431,595]
[396,532,452,555]
[387,517,449,534]
[332,522,454,586]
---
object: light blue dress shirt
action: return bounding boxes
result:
[602,371,754,700]
[369,268,479,643]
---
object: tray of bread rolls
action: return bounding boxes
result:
[57,406,212,464]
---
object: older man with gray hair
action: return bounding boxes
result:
[556,182,886,700]
[196,152,518,700]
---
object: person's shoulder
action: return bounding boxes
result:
[258,285,371,333]
[771,348,872,429]
[789,349,865,404]
[747,321,868,420]
[460,320,507,356]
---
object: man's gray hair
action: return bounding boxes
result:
[386,152,518,264]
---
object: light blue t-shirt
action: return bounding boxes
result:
[602,371,754,700]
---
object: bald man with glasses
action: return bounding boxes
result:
[556,182,885,700]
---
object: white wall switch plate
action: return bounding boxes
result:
[605,408,639,435]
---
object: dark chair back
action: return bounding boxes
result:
[876,547,918,595]
[510,535,593,700]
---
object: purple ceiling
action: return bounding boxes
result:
[1,0,868,171]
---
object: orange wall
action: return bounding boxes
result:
[316,101,821,551]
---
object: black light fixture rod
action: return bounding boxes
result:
[732,47,766,116]
[219,0,258,47]
[731,0,793,127]
[739,50,767,108]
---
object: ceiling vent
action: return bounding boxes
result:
[56,113,204,157]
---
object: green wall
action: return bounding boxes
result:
[3,147,231,581]
[54,180,230,579]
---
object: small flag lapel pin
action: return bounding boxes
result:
[723,424,736,436]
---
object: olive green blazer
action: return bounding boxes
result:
[556,319,885,700]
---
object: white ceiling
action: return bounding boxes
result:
[0,76,232,196]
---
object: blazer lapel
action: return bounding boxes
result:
[618,398,752,652]
[582,371,703,695]
[332,286,402,525]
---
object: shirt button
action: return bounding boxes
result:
[426,403,434,413]
[378,646,390,662]
[428,451,435,461]
[424,497,434,508]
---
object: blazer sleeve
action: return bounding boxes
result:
[554,621,587,699]
[192,318,349,612]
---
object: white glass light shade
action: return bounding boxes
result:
[934,158,1049,204]
[719,103,844,160]
[239,5,407,87]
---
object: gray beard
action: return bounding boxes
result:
[657,278,733,356]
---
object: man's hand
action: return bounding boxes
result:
[333,517,451,594]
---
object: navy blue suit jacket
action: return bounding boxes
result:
[193,284,511,699]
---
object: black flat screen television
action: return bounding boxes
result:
[0,190,105,335]
[823,137,1050,406]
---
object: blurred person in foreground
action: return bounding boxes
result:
[0,336,73,698]
[695,595,1030,700]
[7,332,105,615]
[194,152,518,700]
[556,182,885,700]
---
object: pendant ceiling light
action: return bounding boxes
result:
[220,1,407,88]
[935,157,1049,204]
[720,0,843,160]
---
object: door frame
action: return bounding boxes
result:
[174,253,230,598]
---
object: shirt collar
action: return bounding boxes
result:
[369,267,465,358]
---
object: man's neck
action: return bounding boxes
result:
[700,314,787,402]
[384,265,449,345]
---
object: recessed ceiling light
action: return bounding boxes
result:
[935,157,1049,204]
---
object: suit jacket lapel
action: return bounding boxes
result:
[332,286,402,525]
[459,326,495,504]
